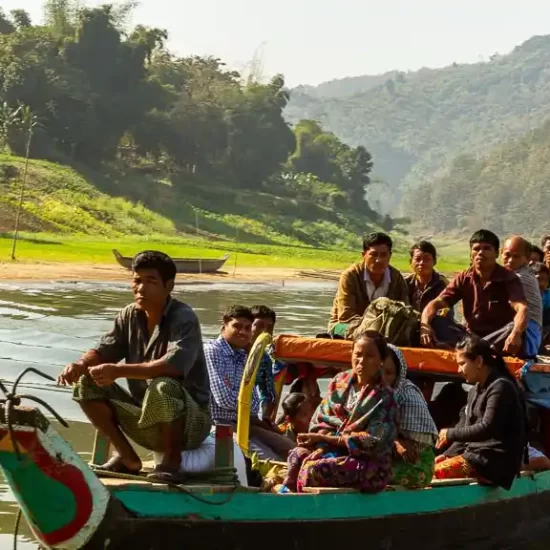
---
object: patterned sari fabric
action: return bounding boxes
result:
[433,455,475,480]
[282,370,397,493]
[277,420,297,442]
[387,345,438,488]
[391,445,435,489]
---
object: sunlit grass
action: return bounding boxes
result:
[0,232,469,273]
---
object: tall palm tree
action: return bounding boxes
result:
[11,106,39,260]
[0,101,22,153]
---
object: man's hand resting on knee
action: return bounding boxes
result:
[57,362,87,386]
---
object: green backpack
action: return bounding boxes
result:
[348,297,420,346]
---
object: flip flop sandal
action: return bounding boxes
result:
[147,465,186,484]
[92,456,142,476]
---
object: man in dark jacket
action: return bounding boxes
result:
[404,240,449,313]
[328,232,409,334]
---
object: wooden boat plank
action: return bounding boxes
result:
[111,471,550,521]
[101,477,259,494]
[302,487,359,494]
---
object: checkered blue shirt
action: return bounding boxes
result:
[204,336,261,423]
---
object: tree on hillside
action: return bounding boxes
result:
[10,9,31,29]
[0,8,14,34]
[43,0,77,37]
[130,25,168,64]
[61,6,163,163]
[0,101,21,151]
[289,119,373,207]
[222,75,296,188]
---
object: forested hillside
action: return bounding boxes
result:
[403,119,550,236]
[0,1,383,248]
[285,35,550,212]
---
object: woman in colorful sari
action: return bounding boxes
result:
[277,330,397,493]
[382,345,438,488]
[434,335,527,489]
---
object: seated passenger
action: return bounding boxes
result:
[502,236,543,358]
[541,235,550,270]
[525,445,550,472]
[204,305,294,461]
[404,241,449,314]
[276,392,313,443]
[250,305,279,420]
[530,262,550,331]
[328,232,409,336]
[433,335,527,490]
[428,382,468,431]
[278,331,397,493]
[58,251,212,483]
[421,229,528,357]
[289,375,322,411]
[382,345,438,488]
[530,245,544,265]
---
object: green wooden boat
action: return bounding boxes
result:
[2,335,550,550]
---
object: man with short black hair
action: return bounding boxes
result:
[250,305,279,419]
[328,232,409,334]
[58,250,211,482]
[541,236,550,271]
[404,240,449,313]
[205,305,293,460]
[421,230,528,356]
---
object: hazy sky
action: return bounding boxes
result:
[4,0,550,86]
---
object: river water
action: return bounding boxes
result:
[0,280,336,548]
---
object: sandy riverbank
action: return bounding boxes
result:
[0,261,339,283]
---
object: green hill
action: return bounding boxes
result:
[0,154,387,250]
[285,35,550,211]
[403,119,550,237]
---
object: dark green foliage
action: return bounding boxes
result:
[0,1,377,225]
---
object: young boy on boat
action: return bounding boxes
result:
[328,232,409,337]
[57,251,212,483]
[250,305,281,420]
[204,305,294,460]
[421,229,528,356]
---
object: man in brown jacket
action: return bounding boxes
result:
[328,232,409,334]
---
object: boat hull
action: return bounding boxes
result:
[112,249,230,274]
[87,487,550,550]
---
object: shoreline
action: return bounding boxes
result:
[0,261,340,284]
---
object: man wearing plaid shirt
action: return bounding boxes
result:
[204,305,294,460]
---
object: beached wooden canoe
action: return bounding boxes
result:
[112,249,230,274]
[2,336,550,550]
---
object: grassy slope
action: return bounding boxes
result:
[0,155,469,271]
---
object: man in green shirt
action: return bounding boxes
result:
[58,251,211,482]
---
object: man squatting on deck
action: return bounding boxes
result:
[58,251,211,483]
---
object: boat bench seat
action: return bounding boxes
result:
[101,477,260,493]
